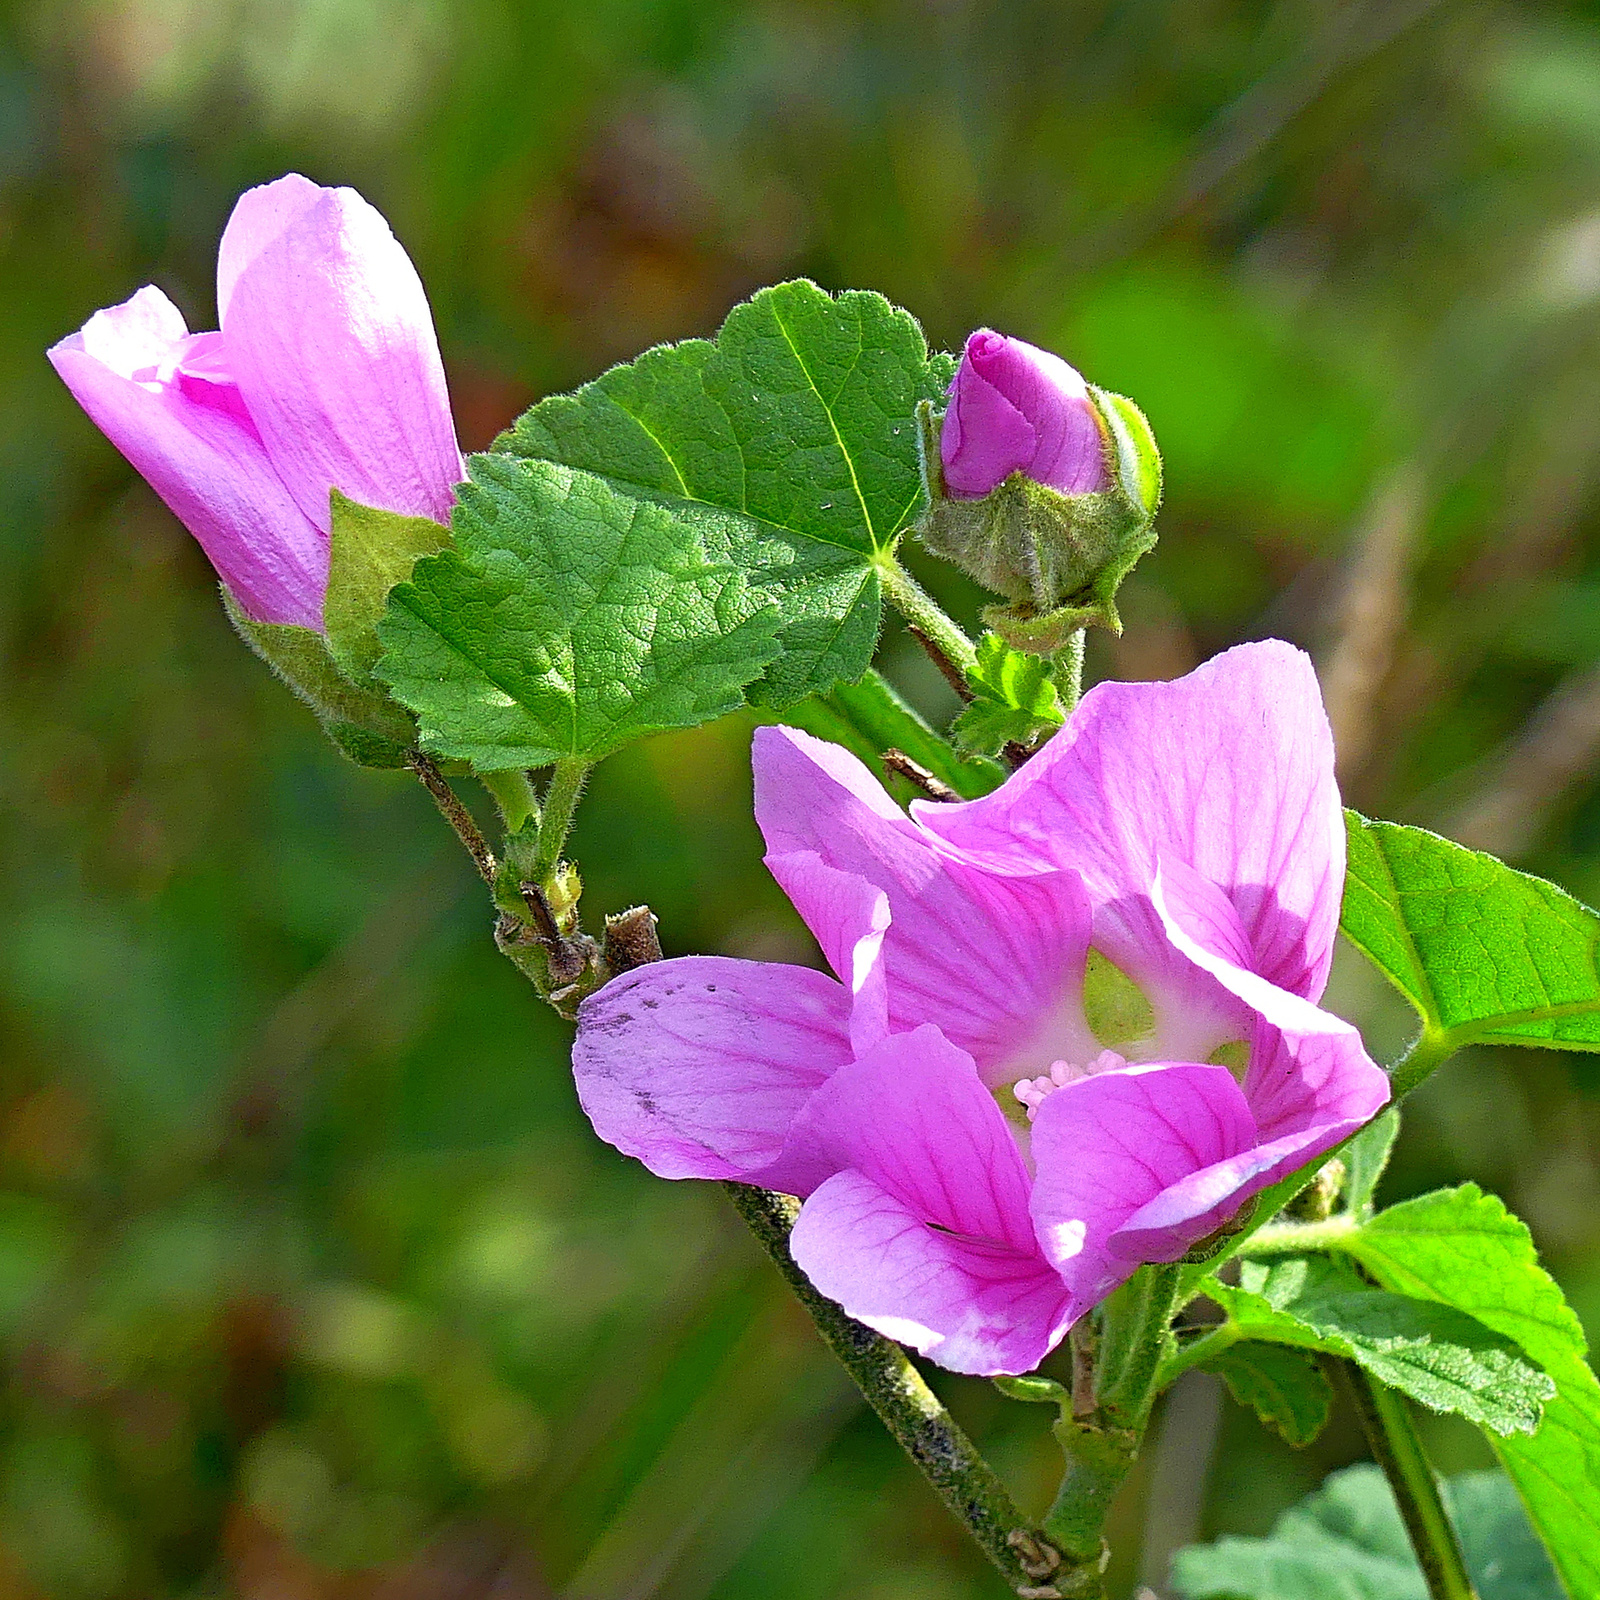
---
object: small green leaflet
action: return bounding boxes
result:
[323,490,452,692]
[1334,1185,1600,1600]
[1343,1109,1401,1219]
[950,631,1065,756]
[496,280,955,706]
[375,454,782,770]
[1201,1255,1553,1437]
[1204,1344,1333,1447]
[1171,1465,1562,1600]
[1343,811,1600,1053]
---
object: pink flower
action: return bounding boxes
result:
[573,642,1389,1375]
[941,329,1111,500]
[48,174,464,629]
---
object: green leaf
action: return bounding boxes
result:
[1171,1464,1562,1600]
[950,631,1065,756]
[495,279,955,705]
[323,490,452,692]
[375,454,782,770]
[1344,1109,1401,1220]
[1201,1255,1554,1437]
[1204,1344,1334,1447]
[1335,1185,1600,1600]
[1343,811,1600,1053]
[223,588,416,759]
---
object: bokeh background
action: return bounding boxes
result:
[4,0,1600,1594]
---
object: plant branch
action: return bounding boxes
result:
[480,767,540,834]
[1334,1361,1479,1600]
[533,757,590,883]
[723,1184,1082,1598]
[878,554,979,678]
[407,752,495,884]
[1053,630,1087,715]
[1389,1027,1459,1098]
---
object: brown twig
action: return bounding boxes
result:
[881,748,961,802]
[407,752,495,883]
[908,624,975,702]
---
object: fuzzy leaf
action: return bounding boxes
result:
[1202,1255,1554,1438]
[1171,1464,1562,1600]
[324,490,452,691]
[1335,1185,1600,1600]
[950,631,1065,755]
[1204,1344,1334,1447]
[495,279,954,705]
[375,454,782,770]
[1343,1109,1401,1220]
[1343,811,1600,1052]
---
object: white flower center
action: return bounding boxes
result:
[1012,1049,1129,1120]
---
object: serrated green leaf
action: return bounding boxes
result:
[1171,1465,1562,1600]
[1202,1255,1554,1437]
[950,631,1065,756]
[1344,1109,1401,1220]
[762,666,1003,799]
[1343,811,1600,1052]
[495,279,954,705]
[324,490,452,691]
[1333,1185,1600,1600]
[375,454,782,769]
[1205,1344,1334,1447]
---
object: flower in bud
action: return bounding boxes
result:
[48,173,463,630]
[918,330,1162,652]
[940,330,1110,500]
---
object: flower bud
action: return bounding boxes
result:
[48,173,463,631]
[917,330,1162,652]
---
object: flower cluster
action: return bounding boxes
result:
[574,642,1389,1375]
[49,175,462,629]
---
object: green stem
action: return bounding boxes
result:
[533,757,590,883]
[1335,1362,1479,1600]
[1390,1026,1460,1098]
[724,1184,1084,1597]
[877,554,979,677]
[1233,1217,1357,1258]
[1053,630,1087,715]
[480,768,540,834]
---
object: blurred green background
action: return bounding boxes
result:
[4,0,1600,1594]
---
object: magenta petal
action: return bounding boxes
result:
[48,287,328,627]
[222,183,464,531]
[572,956,852,1194]
[1029,1063,1257,1307]
[789,1027,1075,1374]
[754,726,1097,1086]
[942,343,1038,498]
[917,641,1344,1003]
[216,172,324,320]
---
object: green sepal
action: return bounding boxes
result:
[222,588,417,763]
[951,631,1066,755]
[992,1373,1072,1412]
[324,490,453,693]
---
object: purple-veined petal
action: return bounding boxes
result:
[789,1027,1075,1374]
[572,955,852,1195]
[754,725,1098,1086]
[48,286,328,627]
[1029,1062,1257,1308]
[222,182,464,532]
[916,641,1344,1005]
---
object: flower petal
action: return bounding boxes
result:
[49,287,328,627]
[222,183,464,531]
[216,172,324,321]
[572,956,852,1193]
[917,641,1344,1004]
[789,1027,1074,1374]
[755,725,1097,1086]
[1029,1062,1257,1308]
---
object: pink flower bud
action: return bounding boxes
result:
[48,174,463,629]
[941,329,1109,500]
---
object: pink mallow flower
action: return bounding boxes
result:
[573,642,1389,1376]
[940,329,1111,500]
[48,173,464,629]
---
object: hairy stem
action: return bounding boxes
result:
[878,554,979,678]
[1389,1026,1460,1098]
[1336,1362,1478,1600]
[724,1184,1082,1598]
[532,758,590,883]
[407,752,495,884]
[480,768,540,834]
[1053,630,1087,715]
